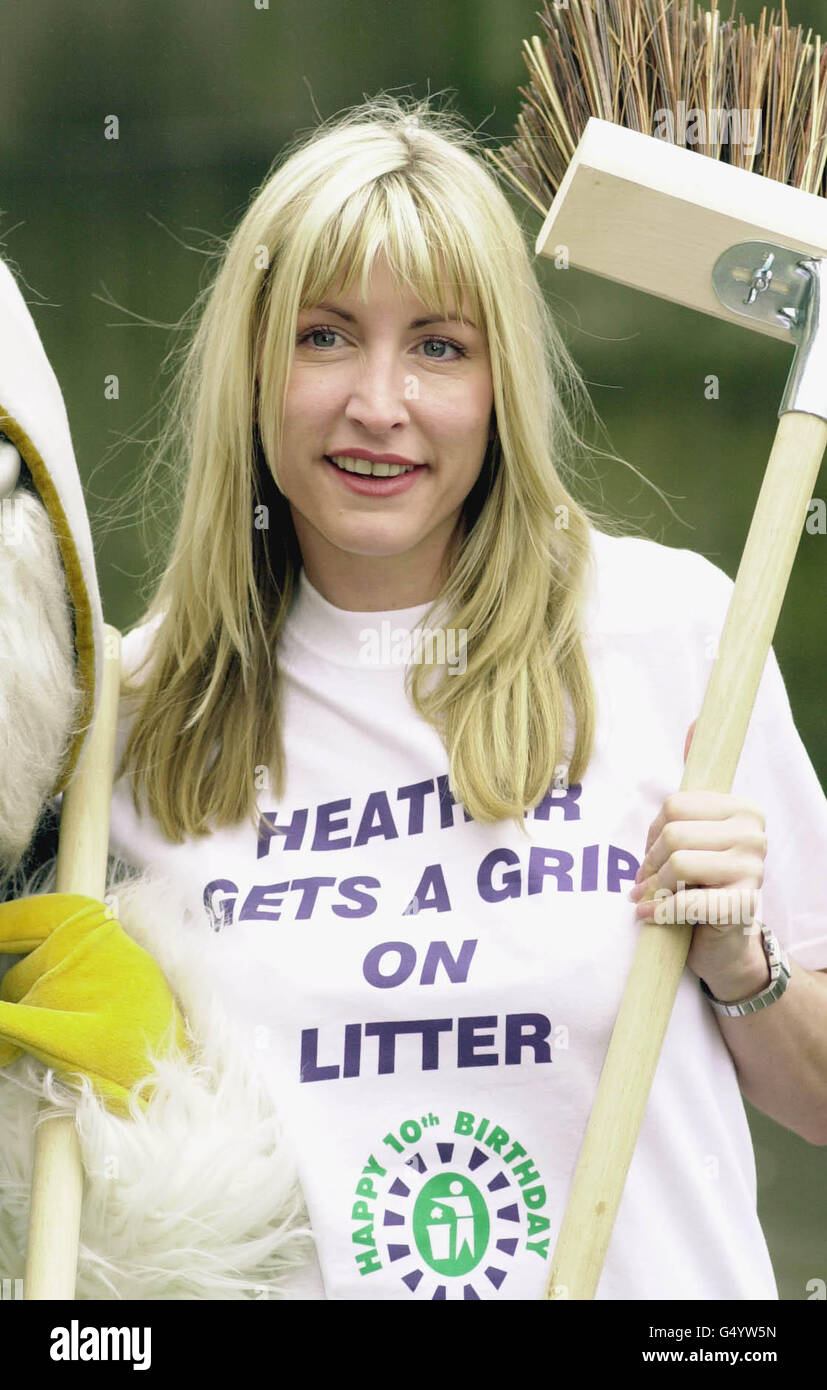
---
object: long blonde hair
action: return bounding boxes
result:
[117,94,611,841]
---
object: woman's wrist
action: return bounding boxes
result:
[696,929,772,1004]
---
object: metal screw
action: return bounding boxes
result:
[745,251,776,305]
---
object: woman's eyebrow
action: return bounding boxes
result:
[306,300,479,331]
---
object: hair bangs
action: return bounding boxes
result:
[298,173,486,335]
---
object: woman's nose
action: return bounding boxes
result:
[343,356,412,433]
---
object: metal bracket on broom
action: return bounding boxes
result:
[23,624,122,1300]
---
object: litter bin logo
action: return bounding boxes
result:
[349,1108,551,1298]
[413,1174,490,1277]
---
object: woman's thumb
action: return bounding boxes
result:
[683,719,697,763]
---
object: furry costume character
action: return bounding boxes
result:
[0,253,315,1299]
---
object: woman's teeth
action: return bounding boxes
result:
[328,455,417,477]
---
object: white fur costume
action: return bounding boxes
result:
[0,253,315,1298]
[0,862,314,1299]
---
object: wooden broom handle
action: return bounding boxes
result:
[24,624,121,1300]
[546,411,827,1300]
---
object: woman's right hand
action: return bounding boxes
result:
[0,893,191,1117]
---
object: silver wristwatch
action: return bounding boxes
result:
[700,923,791,1017]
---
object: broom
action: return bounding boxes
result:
[24,625,122,1298]
[486,0,827,1300]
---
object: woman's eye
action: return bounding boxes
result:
[422,337,465,360]
[300,327,342,349]
[298,327,466,360]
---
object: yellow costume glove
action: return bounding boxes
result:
[0,893,191,1118]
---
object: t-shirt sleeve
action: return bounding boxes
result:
[684,550,827,971]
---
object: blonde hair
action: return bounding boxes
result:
[117,94,612,842]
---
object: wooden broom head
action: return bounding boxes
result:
[486,0,827,332]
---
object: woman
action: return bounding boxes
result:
[4,94,827,1301]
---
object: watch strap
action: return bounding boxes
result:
[700,923,791,1017]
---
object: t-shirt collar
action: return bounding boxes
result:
[283,567,443,669]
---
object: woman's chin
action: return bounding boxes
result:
[295,512,427,561]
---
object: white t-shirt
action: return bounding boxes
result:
[107,528,827,1301]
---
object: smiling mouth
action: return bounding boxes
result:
[325,454,424,477]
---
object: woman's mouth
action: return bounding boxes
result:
[324,455,427,496]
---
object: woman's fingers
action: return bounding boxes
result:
[638,816,767,886]
[633,849,765,900]
[644,791,766,858]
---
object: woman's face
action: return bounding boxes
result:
[273,250,494,609]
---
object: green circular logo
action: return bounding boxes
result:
[412,1173,490,1276]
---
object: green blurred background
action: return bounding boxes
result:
[0,0,823,1299]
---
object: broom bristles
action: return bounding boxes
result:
[488,0,827,212]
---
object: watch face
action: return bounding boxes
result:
[760,927,789,980]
